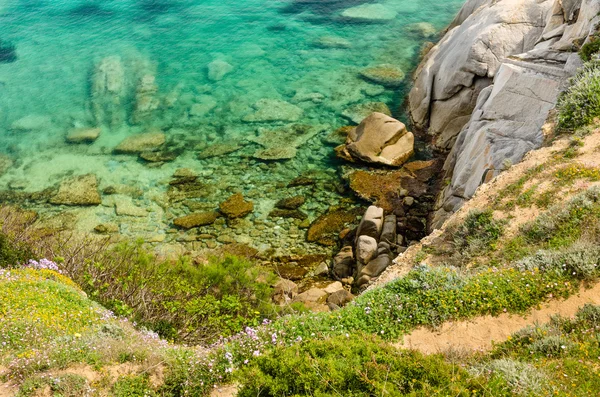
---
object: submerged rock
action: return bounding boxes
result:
[340,4,397,23]
[219,193,254,218]
[341,102,391,125]
[50,174,101,206]
[313,35,352,49]
[340,112,414,167]
[197,141,242,159]
[114,131,166,154]
[173,211,219,229]
[91,56,125,127]
[275,196,306,209]
[207,59,234,81]
[131,74,161,125]
[10,114,52,131]
[250,124,326,160]
[360,64,405,87]
[66,127,101,144]
[407,22,438,38]
[243,99,303,123]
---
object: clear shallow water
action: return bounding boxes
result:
[0,0,463,255]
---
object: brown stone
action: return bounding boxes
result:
[219,193,254,218]
[275,196,306,209]
[50,174,101,206]
[327,290,354,307]
[66,127,101,143]
[269,209,307,220]
[114,131,166,154]
[173,211,219,229]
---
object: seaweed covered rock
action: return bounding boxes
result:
[173,211,219,229]
[360,64,405,87]
[50,174,101,206]
[114,131,166,154]
[307,207,362,246]
[219,193,254,218]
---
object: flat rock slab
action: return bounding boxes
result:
[50,174,101,206]
[114,131,166,153]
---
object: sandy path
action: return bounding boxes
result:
[398,282,600,354]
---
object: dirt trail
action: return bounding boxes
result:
[398,282,600,354]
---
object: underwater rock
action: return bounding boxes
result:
[131,74,161,125]
[189,95,217,117]
[249,124,326,160]
[360,64,405,87]
[340,4,397,23]
[197,141,242,159]
[10,114,52,131]
[114,131,166,154]
[340,112,414,167]
[139,150,179,163]
[219,193,254,218]
[91,56,125,128]
[341,102,391,124]
[114,195,147,217]
[0,155,13,177]
[50,174,101,206]
[207,59,234,81]
[242,99,303,123]
[275,196,305,209]
[173,211,219,229]
[307,207,362,246]
[66,127,101,143]
[269,209,308,220]
[407,22,438,38]
[312,35,352,49]
[291,91,325,104]
[324,126,354,145]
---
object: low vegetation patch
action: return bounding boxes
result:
[557,61,600,131]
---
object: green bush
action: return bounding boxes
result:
[79,244,276,344]
[470,359,547,396]
[236,334,486,396]
[18,374,90,397]
[452,209,505,256]
[557,62,600,131]
[515,242,600,281]
[113,374,156,397]
[579,34,600,62]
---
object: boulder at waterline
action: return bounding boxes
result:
[333,246,354,279]
[306,207,362,246]
[114,131,166,154]
[219,193,254,218]
[66,127,101,143]
[50,174,101,206]
[173,211,219,229]
[355,205,384,240]
[340,112,414,167]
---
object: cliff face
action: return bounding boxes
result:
[409,0,600,227]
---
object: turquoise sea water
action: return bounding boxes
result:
[0,0,463,255]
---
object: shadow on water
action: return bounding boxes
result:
[280,0,371,15]
[68,3,116,18]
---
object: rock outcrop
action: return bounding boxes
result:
[408,0,600,227]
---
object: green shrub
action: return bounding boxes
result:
[515,242,600,281]
[471,359,547,396]
[580,34,600,62]
[236,334,485,396]
[18,374,90,397]
[79,245,276,344]
[557,62,600,131]
[112,374,156,397]
[530,335,573,357]
[453,209,505,256]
